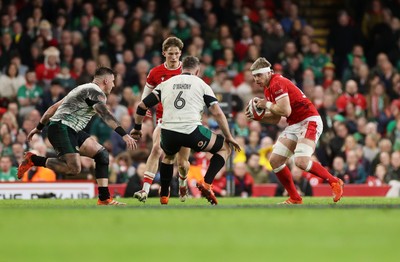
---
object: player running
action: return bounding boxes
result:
[130,36,191,203]
[246,57,344,204]
[18,67,137,205]
[132,56,241,205]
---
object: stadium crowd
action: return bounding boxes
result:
[0,0,400,198]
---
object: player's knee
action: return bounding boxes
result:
[93,148,109,166]
[269,156,284,170]
[294,157,310,170]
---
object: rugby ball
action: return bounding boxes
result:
[247,98,266,121]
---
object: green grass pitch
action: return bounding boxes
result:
[1,197,400,262]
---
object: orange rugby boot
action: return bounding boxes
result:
[17,152,35,179]
[160,196,169,205]
[97,198,126,206]
[196,181,218,205]
[278,198,303,205]
[330,178,344,203]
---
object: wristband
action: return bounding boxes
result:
[37,122,45,131]
[134,123,142,131]
[115,126,127,137]
[136,106,147,116]
[265,101,273,110]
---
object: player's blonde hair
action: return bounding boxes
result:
[250,57,272,71]
[162,37,184,51]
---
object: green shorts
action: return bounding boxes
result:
[47,121,90,157]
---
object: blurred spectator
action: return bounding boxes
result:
[386,151,400,182]
[233,112,250,137]
[361,0,385,40]
[336,79,367,116]
[330,156,348,181]
[370,138,392,175]
[17,70,43,119]
[280,3,306,35]
[0,111,19,142]
[363,133,381,164]
[344,150,367,184]
[0,63,26,103]
[329,122,349,160]
[38,79,65,115]
[233,162,254,197]
[367,163,387,186]
[246,153,269,184]
[386,151,400,197]
[0,155,18,181]
[245,131,261,157]
[302,41,330,83]
[110,152,135,184]
[35,46,61,89]
[327,10,361,78]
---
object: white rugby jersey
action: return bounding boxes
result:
[153,74,218,134]
[50,83,106,132]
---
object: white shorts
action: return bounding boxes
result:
[279,115,323,144]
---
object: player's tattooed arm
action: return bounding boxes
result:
[93,102,120,129]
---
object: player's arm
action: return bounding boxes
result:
[27,98,65,141]
[131,90,160,139]
[93,102,137,150]
[259,111,282,124]
[208,103,241,152]
[256,96,291,117]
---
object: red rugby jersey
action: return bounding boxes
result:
[263,74,319,125]
[145,62,182,120]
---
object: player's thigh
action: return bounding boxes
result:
[160,129,183,156]
[185,126,224,154]
[47,121,80,157]
[79,135,103,158]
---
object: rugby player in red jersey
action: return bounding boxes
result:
[246,57,344,204]
[130,37,190,204]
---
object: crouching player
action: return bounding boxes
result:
[18,67,137,205]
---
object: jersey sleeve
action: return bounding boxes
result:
[145,68,157,90]
[270,80,288,101]
[85,86,106,107]
[202,81,218,108]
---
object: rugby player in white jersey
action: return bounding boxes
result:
[132,56,241,205]
[18,67,137,205]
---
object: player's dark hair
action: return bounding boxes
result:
[94,67,115,78]
[182,56,200,70]
[162,36,184,51]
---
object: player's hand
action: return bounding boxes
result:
[123,134,137,150]
[27,128,41,142]
[245,103,254,120]
[255,98,267,109]
[225,137,241,152]
[130,129,142,140]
